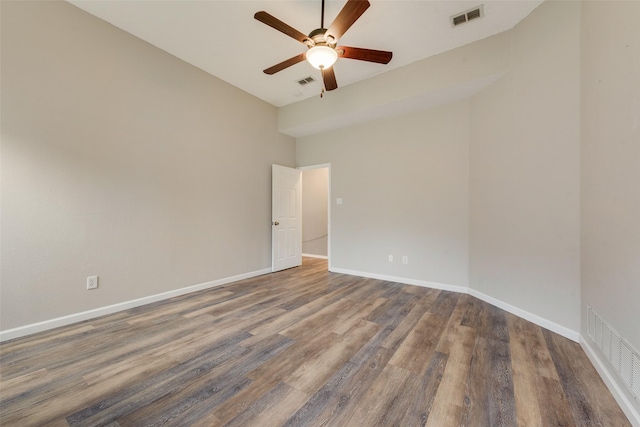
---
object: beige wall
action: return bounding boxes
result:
[297,100,470,287]
[302,168,328,257]
[581,1,640,414]
[0,1,295,330]
[469,1,582,332]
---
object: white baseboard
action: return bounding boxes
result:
[321,265,636,423]
[468,288,580,342]
[0,268,271,342]
[302,253,329,260]
[328,267,579,343]
[580,336,640,426]
[4,264,635,425]
[329,267,468,294]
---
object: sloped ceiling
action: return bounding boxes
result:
[67,1,543,108]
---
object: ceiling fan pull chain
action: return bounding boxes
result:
[321,87,325,98]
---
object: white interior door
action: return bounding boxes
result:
[272,164,302,272]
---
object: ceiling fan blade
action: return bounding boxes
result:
[337,46,392,64]
[263,53,307,75]
[325,0,370,43]
[322,67,338,91]
[254,11,312,45]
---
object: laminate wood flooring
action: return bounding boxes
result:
[0,258,631,426]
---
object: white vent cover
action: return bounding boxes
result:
[621,342,633,388]
[601,322,612,360]
[451,5,484,27]
[633,353,640,397]
[587,305,640,402]
[612,332,623,370]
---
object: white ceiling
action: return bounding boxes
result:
[67,0,543,108]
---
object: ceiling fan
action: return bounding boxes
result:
[254,0,392,93]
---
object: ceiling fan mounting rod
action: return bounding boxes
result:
[321,0,325,29]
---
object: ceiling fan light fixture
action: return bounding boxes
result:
[306,45,338,70]
[255,0,391,92]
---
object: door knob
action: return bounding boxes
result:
[272,221,280,226]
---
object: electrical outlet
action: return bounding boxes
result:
[87,276,98,290]
[402,256,408,264]
[388,255,393,262]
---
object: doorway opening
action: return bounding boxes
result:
[299,164,331,269]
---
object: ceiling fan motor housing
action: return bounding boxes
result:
[308,28,335,47]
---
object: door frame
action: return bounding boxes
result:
[298,163,331,270]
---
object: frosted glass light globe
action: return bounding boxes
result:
[306,46,338,70]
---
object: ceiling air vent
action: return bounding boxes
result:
[297,76,316,86]
[451,5,484,27]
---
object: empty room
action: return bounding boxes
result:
[1,0,639,425]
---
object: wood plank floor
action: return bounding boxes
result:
[0,258,631,426]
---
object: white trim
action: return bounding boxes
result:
[581,336,640,426]
[0,268,271,342]
[468,288,579,342]
[297,163,332,171]
[329,267,468,294]
[302,253,328,259]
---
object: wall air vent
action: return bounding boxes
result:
[633,353,640,397]
[587,305,640,402]
[297,76,316,86]
[451,5,484,27]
